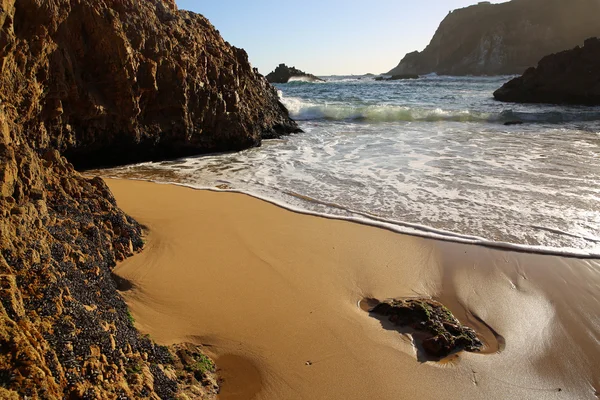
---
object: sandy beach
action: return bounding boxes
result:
[106,178,600,400]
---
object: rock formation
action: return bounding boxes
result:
[494,38,600,105]
[387,0,600,76]
[266,64,324,84]
[9,0,300,170]
[369,298,482,358]
[374,74,420,81]
[0,0,299,398]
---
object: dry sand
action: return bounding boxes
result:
[106,178,600,400]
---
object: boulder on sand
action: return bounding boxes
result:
[369,298,483,358]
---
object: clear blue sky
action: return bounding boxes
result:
[176,1,504,76]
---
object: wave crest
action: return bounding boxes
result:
[281,96,600,124]
[281,97,491,123]
[287,76,324,83]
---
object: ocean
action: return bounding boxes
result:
[101,75,600,257]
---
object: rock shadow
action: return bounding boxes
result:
[111,272,135,292]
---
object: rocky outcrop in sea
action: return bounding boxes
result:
[493,38,600,105]
[374,74,420,81]
[387,0,600,76]
[266,64,324,84]
[0,0,299,398]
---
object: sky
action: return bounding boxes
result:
[176,1,505,76]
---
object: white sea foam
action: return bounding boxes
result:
[280,96,600,125]
[287,76,324,83]
[98,76,600,257]
[281,96,493,122]
[99,174,600,259]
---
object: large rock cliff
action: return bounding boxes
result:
[7,0,299,169]
[0,0,298,398]
[387,0,600,76]
[494,38,600,105]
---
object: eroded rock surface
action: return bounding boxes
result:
[370,298,483,358]
[8,0,300,169]
[0,0,299,398]
[494,38,600,105]
[387,0,600,76]
[266,64,324,84]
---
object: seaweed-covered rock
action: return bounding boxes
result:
[266,64,325,84]
[170,343,220,396]
[370,298,482,358]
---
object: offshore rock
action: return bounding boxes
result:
[388,74,420,80]
[370,298,483,358]
[266,64,325,84]
[387,0,600,76]
[0,0,299,397]
[494,38,600,105]
[375,74,420,81]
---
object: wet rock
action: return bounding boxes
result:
[375,74,420,81]
[370,298,483,358]
[494,37,600,105]
[7,0,299,170]
[389,74,420,80]
[266,64,325,83]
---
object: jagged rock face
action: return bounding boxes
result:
[387,0,600,76]
[494,38,600,105]
[0,0,297,397]
[9,0,299,169]
[266,64,324,84]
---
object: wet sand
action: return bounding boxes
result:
[106,178,600,400]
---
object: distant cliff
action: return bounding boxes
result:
[0,0,299,398]
[494,38,600,105]
[387,0,600,76]
[266,64,324,83]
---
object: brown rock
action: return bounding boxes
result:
[0,159,17,198]
[0,0,302,398]
[7,0,299,170]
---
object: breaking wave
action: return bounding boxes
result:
[280,96,600,125]
[98,75,600,257]
[287,76,324,83]
[281,96,492,123]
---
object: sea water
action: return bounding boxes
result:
[102,75,600,257]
